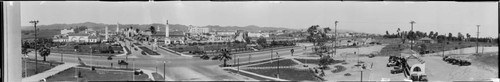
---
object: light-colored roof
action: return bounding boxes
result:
[418,37,434,41]
[68,33,89,36]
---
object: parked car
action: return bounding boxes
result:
[118,60,129,65]
[387,61,400,67]
[390,66,404,74]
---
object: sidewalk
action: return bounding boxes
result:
[22,63,79,82]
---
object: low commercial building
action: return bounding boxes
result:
[53,33,100,43]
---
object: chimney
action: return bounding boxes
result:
[165,20,169,37]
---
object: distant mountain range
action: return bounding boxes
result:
[21,22,360,33]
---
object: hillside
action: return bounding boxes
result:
[21,22,363,34]
[22,22,298,32]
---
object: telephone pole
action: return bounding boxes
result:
[29,20,39,74]
[410,21,415,50]
[476,25,480,54]
[334,20,338,57]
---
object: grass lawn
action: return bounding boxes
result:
[294,58,320,64]
[52,44,123,56]
[415,42,497,53]
[223,69,275,81]
[248,59,298,67]
[152,73,165,81]
[21,30,61,39]
[138,47,160,55]
[46,67,150,81]
[330,65,347,73]
[22,59,63,77]
[294,58,345,65]
[473,52,498,68]
[379,43,406,56]
[233,58,283,67]
[244,68,318,81]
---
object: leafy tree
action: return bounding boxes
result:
[407,31,416,40]
[74,26,88,33]
[448,33,453,41]
[39,47,51,61]
[457,32,464,41]
[433,32,439,39]
[397,28,401,37]
[466,33,471,41]
[256,37,267,46]
[318,55,334,69]
[323,28,331,34]
[150,26,157,34]
[22,41,31,55]
[429,31,434,38]
[385,31,389,36]
[136,29,140,34]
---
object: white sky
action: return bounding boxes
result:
[20,1,498,37]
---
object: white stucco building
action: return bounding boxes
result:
[188,26,210,34]
[53,33,99,43]
[60,28,74,34]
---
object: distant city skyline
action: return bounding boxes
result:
[21,1,498,37]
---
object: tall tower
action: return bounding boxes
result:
[165,20,170,45]
[105,26,109,41]
[165,20,169,37]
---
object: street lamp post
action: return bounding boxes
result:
[29,20,39,74]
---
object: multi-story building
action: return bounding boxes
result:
[188,26,210,34]
[60,28,74,34]
[248,32,269,37]
[215,30,236,36]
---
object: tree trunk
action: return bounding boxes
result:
[43,56,47,61]
[223,59,227,67]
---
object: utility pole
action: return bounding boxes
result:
[334,21,338,57]
[237,58,240,74]
[61,53,63,62]
[410,21,415,50]
[476,25,480,54]
[249,54,252,63]
[277,54,280,79]
[29,20,39,74]
[133,58,135,81]
[360,70,363,82]
[163,61,166,81]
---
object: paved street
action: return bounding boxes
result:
[24,38,309,81]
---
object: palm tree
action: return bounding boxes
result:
[218,49,233,67]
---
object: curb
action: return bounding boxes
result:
[159,47,193,57]
[223,67,288,81]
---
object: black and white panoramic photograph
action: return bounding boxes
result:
[3,1,499,82]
